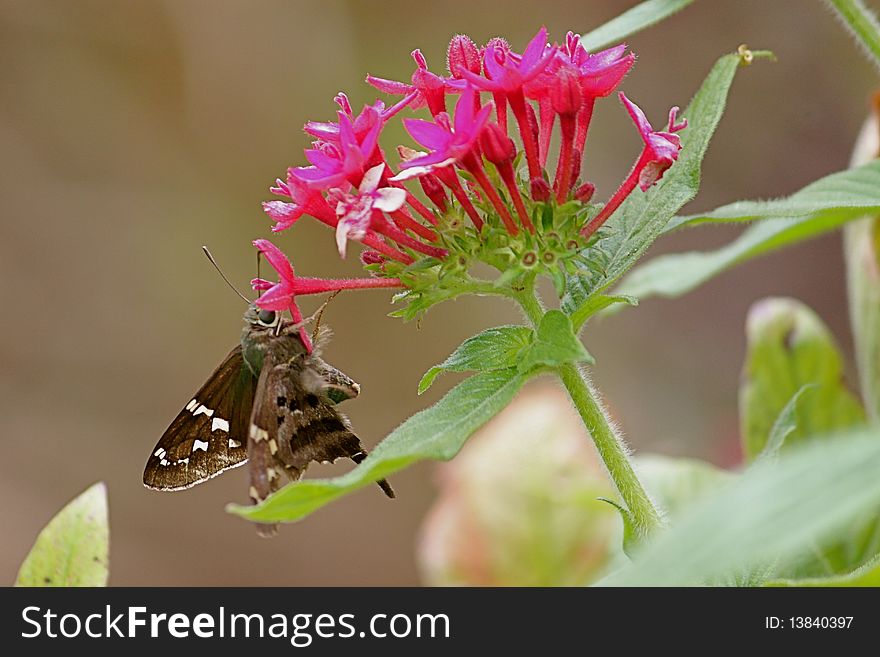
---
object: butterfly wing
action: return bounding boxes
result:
[144,346,256,491]
[246,352,394,537]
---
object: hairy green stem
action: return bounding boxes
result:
[826,0,880,70]
[556,363,663,538]
[513,278,663,539]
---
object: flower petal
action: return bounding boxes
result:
[404,117,452,149]
[372,187,407,212]
[359,163,386,193]
[253,238,294,282]
[619,92,653,143]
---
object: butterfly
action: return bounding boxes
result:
[143,303,394,536]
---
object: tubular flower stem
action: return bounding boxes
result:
[537,96,554,167]
[405,190,439,225]
[574,97,596,160]
[462,151,519,236]
[580,151,643,239]
[507,89,543,181]
[284,276,404,295]
[373,214,448,259]
[554,113,577,203]
[434,166,484,231]
[389,207,439,242]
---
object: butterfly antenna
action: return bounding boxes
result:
[202,246,251,304]
[311,290,341,343]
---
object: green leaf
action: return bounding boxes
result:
[824,0,880,73]
[617,210,860,300]
[572,50,759,299]
[229,369,526,524]
[580,0,698,52]
[665,160,880,232]
[16,482,109,587]
[765,552,880,587]
[597,497,639,558]
[845,105,880,421]
[601,430,880,586]
[615,162,880,302]
[759,385,816,460]
[635,454,733,518]
[418,325,532,393]
[562,291,638,331]
[518,310,594,373]
[739,298,865,462]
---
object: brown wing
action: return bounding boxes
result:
[144,346,255,491]
[246,354,394,537]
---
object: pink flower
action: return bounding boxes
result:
[262,171,335,232]
[566,35,635,98]
[398,86,492,173]
[332,164,407,257]
[292,109,382,189]
[367,49,465,116]
[620,92,687,190]
[461,27,556,94]
[252,239,404,350]
[304,94,411,145]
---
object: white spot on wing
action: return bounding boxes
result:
[185,399,198,412]
[268,439,278,455]
[211,417,230,432]
[154,448,166,458]
[228,438,242,449]
[249,425,269,442]
[194,404,214,418]
[192,439,209,453]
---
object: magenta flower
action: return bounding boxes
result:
[620,92,687,190]
[292,109,382,189]
[263,171,335,232]
[367,49,465,116]
[398,86,492,172]
[304,94,410,145]
[581,94,687,238]
[461,27,555,94]
[565,35,635,98]
[252,238,404,351]
[332,164,407,257]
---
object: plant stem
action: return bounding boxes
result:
[826,0,880,71]
[556,363,663,538]
[513,279,663,539]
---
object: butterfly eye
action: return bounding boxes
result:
[257,309,277,326]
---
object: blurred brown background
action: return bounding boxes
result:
[1,0,876,585]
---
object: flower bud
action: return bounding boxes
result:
[480,122,516,164]
[530,177,551,201]
[360,250,385,266]
[447,34,481,79]
[574,181,595,203]
[551,66,583,116]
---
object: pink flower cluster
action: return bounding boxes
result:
[251,28,687,345]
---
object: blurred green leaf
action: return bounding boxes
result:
[229,369,526,524]
[598,497,639,558]
[824,0,880,73]
[580,0,698,52]
[844,170,880,419]
[616,210,861,302]
[665,160,880,232]
[418,325,532,393]
[765,552,880,587]
[601,431,880,586]
[635,454,733,517]
[760,385,816,460]
[16,482,108,587]
[518,310,593,373]
[739,298,865,461]
[562,292,638,331]
[569,50,758,300]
